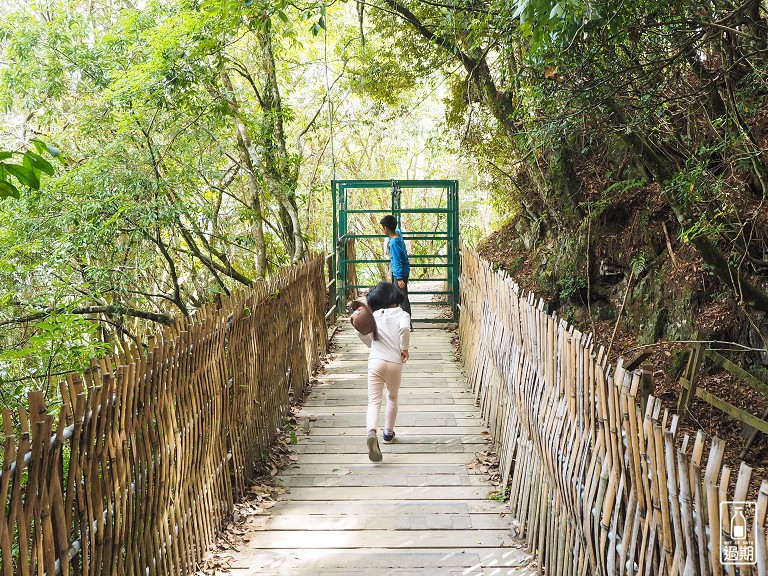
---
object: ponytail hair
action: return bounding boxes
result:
[366,281,404,311]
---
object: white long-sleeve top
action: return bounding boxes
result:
[357,307,411,363]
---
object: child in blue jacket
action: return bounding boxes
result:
[380,215,412,325]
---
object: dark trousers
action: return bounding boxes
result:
[394,278,412,320]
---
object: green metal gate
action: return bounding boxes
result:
[331,179,460,323]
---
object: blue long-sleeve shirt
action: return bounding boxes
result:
[387,234,410,279]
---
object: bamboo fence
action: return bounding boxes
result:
[0,255,327,575]
[459,245,768,576]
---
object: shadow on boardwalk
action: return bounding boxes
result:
[221,321,536,575]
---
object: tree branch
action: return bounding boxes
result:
[0,305,174,328]
[146,229,190,316]
[229,59,265,108]
[175,220,254,286]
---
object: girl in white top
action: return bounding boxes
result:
[356,281,410,462]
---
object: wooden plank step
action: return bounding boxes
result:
[292,453,481,464]
[245,512,513,530]
[240,528,513,549]
[301,426,489,435]
[282,486,494,501]
[296,434,488,445]
[278,462,489,476]
[304,415,469,428]
[277,473,489,488]
[299,405,485,414]
[219,321,527,574]
[296,442,487,451]
[226,548,534,574]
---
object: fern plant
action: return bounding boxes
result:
[630,253,647,277]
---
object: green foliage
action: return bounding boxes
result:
[512,0,601,49]
[580,178,646,230]
[0,0,500,409]
[558,273,586,300]
[0,312,110,404]
[487,489,507,502]
[630,253,646,277]
[666,160,735,243]
[0,141,59,200]
[282,418,299,445]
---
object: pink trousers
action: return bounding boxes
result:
[366,359,403,432]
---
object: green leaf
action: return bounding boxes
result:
[277,10,289,23]
[201,0,221,14]
[3,163,40,189]
[30,138,47,155]
[631,253,647,276]
[0,152,13,161]
[513,0,529,20]
[24,151,55,176]
[584,5,601,21]
[549,3,563,19]
[0,180,20,199]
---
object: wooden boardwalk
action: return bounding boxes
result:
[225,311,534,575]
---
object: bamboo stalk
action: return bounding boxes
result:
[0,412,16,576]
[666,429,686,576]
[594,459,611,575]
[691,464,708,576]
[707,478,723,576]
[607,470,625,575]
[13,432,32,576]
[618,493,636,576]
[720,466,734,576]
[755,480,768,575]
[655,421,674,572]
[626,504,642,576]
[678,450,699,575]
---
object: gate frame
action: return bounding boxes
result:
[331,179,460,323]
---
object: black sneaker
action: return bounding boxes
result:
[367,432,382,462]
[383,430,396,442]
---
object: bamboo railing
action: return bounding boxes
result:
[459,246,768,576]
[0,255,327,575]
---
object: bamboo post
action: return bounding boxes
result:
[720,466,734,576]
[755,480,768,574]
[677,344,704,417]
[678,450,700,576]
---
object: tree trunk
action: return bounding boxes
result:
[281,197,305,264]
[219,69,268,278]
[257,28,306,263]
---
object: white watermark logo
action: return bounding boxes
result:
[721,501,757,566]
